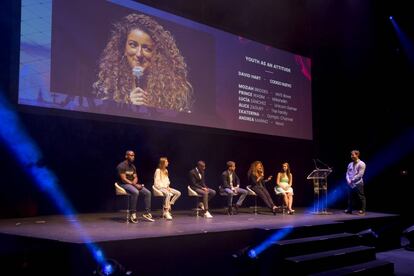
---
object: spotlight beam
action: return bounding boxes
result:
[306,128,414,213]
[390,16,414,65]
[248,226,294,258]
[0,93,109,270]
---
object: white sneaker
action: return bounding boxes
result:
[204,211,213,218]
[142,213,155,222]
[130,213,138,224]
[164,212,173,220]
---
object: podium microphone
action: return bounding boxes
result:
[313,159,319,169]
[316,159,332,170]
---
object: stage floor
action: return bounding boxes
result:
[0,208,399,243]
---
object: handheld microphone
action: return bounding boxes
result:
[132,66,144,80]
[131,66,145,105]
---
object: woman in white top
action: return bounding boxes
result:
[275,162,294,214]
[154,157,181,220]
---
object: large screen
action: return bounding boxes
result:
[19,0,312,139]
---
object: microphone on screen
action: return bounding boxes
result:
[132,66,144,81]
[131,66,145,105]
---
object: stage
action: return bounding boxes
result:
[0,208,400,243]
[0,208,402,275]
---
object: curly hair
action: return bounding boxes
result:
[248,161,264,178]
[93,13,194,112]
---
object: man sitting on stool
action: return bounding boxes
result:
[116,150,154,223]
[221,161,248,215]
[189,161,216,218]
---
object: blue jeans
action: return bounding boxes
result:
[221,187,248,207]
[120,184,151,213]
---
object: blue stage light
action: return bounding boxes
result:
[103,263,115,275]
[358,228,379,247]
[0,92,109,271]
[358,228,378,239]
[247,249,257,259]
[95,259,131,276]
[306,128,414,213]
[390,17,414,66]
[247,226,294,258]
[402,225,414,251]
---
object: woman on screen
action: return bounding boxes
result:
[93,13,193,112]
[275,162,295,214]
[247,161,278,215]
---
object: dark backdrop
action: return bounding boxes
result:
[0,0,412,221]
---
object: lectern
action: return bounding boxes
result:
[307,168,332,214]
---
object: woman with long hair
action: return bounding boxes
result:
[94,13,193,112]
[153,157,181,220]
[247,161,278,215]
[275,162,294,214]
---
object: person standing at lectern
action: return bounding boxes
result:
[344,150,367,215]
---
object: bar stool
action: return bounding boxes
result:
[218,186,232,215]
[187,186,203,217]
[114,182,131,223]
[274,187,288,215]
[152,185,164,197]
[246,185,258,215]
[152,185,164,213]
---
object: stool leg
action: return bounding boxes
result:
[254,196,257,215]
[282,196,288,215]
[196,198,199,217]
[126,195,130,223]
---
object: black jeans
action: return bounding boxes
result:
[347,184,366,212]
[251,185,275,210]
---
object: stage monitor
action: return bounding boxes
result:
[18,0,312,140]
